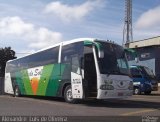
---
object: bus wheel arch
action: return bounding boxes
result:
[62,83,71,97]
[63,84,78,104]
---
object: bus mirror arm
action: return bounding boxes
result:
[91,41,104,58]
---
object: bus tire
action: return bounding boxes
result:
[64,85,77,104]
[134,87,141,95]
[14,86,21,97]
[144,91,151,95]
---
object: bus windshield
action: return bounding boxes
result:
[95,41,129,75]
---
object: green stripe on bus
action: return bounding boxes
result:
[60,64,66,76]
[21,70,33,95]
[36,64,54,95]
[15,72,26,94]
[45,64,61,96]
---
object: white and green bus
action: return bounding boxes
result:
[5,38,133,103]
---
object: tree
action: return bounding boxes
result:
[0,47,16,77]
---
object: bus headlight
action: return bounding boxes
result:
[100,84,114,90]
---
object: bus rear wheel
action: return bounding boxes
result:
[64,85,77,104]
[14,86,21,97]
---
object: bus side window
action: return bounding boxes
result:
[61,42,83,76]
[28,46,59,68]
[71,55,80,75]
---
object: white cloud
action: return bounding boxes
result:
[135,6,160,29]
[133,29,160,41]
[44,0,104,22]
[0,16,63,49]
[0,16,34,36]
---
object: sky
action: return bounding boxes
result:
[0,0,160,57]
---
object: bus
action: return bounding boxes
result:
[4,38,133,103]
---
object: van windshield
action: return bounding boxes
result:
[141,67,155,79]
[95,41,130,75]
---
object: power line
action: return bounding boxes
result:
[15,53,32,55]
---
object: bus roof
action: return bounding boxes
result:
[7,38,116,63]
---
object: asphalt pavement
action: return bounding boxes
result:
[0,89,159,122]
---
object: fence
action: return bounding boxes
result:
[0,77,4,95]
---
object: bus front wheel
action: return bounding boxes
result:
[64,85,77,104]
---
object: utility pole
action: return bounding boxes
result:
[123,0,133,48]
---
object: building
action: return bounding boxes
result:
[127,36,160,81]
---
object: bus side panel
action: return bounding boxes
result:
[36,64,54,96]
[4,73,14,94]
[6,63,70,97]
[11,70,33,95]
[21,69,33,95]
[45,64,61,96]
[15,71,26,95]
[56,63,71,97]
[36,63,67,97]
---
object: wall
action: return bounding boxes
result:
[0,77,4,95]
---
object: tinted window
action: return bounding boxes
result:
[141,67,155,79]
[71,56,80,74]
[29,46,59,68]
[6,46,59,72]
[61,42,83,64]
[61,42,83,75]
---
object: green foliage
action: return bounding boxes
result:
[0,47,17,77]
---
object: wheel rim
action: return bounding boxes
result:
[134,88,139,94]
[66,88,73,101]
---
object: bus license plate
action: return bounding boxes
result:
[118,92,123,96]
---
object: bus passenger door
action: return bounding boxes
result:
[84,46,97,98]
[71,55,83,99]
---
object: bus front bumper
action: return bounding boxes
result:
[97,89,133,99]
